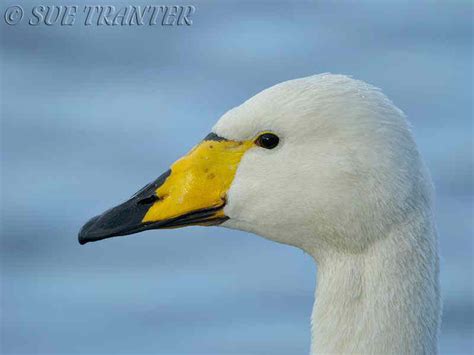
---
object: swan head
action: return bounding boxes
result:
[79,74,428,256]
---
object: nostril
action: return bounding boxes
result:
[137,195,160,205]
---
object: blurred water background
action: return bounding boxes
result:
[1,1,472,354]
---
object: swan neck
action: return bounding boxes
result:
[309,214,440,354]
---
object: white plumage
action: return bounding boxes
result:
[79,73,441,354]
[214,74,441,354]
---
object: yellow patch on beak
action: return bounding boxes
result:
[142,137,253,224]
[78,133,254,245]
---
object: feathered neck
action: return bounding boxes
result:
[308,206,440,354]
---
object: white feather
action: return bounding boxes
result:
[214,74,441,354]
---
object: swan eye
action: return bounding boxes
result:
[255,133,279,149]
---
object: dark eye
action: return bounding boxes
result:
[255,133,279,149]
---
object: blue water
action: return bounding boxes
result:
[1,1,472,354]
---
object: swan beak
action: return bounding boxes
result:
[78,133,252,245]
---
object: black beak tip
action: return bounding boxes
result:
[78,171,173,246]
[78,215,101,245]
[78,236,88,245]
